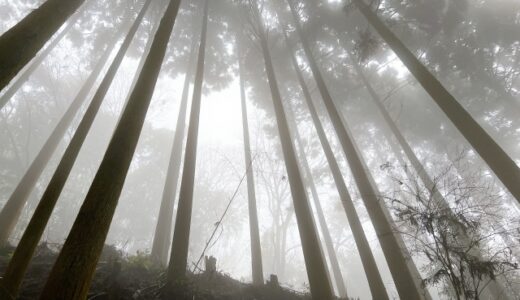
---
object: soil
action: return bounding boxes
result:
[0,244,311,300]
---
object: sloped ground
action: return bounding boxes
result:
[0,244,310,300]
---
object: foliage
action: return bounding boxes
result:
[1,0,520,297]
[353,28,380,62]
[0,243,311,299]
[383,155,520,299]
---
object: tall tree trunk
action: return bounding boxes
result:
[252,3,333,299]
[151,29,199,266]
[0,2,89,110]
[285,105,334,296]
[0,17,129,247]
[287,1,430,299]
[39,0,183,298]
[285,102,347,298]
[238,51,264,285]
[351,0,520,205]
[166,0,209,283]
[0,0,88,91]
[282,29,389,299]
[0,2,153,298]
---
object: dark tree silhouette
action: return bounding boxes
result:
[167,0,210,283]
[238,47,264,286]
[286,101,347,298]
[0,17,130,247]
[39,0,183,298]
[246,1,333,298]
[151,24,199,267]
[0,1,153,298]
[0,0,88,91]
[0,3,87,110]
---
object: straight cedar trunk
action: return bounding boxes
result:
[284,96,335,297]
[167,0,209,283]
[285,103,347,298]
[283,30,389,299]
[253,4,333,299]
[0,0,88,91]
[238,54,264,285]
[0,18,129,247]
[351,0,520,205]
[39,0,183,298]
[0,2,88,110]
[0,1,153,298]
[151,32,199,266]
[286,1,429,299]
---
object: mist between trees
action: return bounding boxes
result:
[0,0,519,299]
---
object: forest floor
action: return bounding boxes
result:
[0,244,311,300]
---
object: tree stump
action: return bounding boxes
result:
[204,255,216,274]
[267,274,279,288]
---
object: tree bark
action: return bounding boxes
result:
[151,29,199,266]
[0,2,153,298]
[351,0,520,205]
[166,0,209,283]
[252,3,333,299]
[285,102,347,298]
[282,29,390,299]
[238,51,264,285]
[0,0,88,91]
[287,1,430,299]
[39,0,182,298]
[0,1,89,110]
[0,17,129,248]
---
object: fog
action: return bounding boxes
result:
[0,0,519,299]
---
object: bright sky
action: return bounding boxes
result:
[146,73,245,150]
